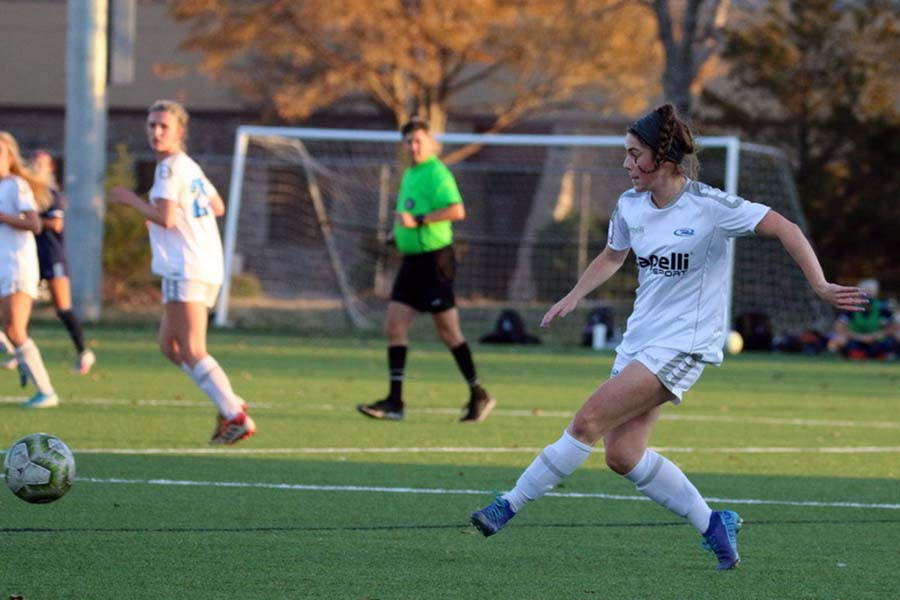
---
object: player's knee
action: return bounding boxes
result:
[569,413,602,447]
[604,445,637,475]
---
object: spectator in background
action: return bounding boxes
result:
[827,278,899,359]
[0,150,96,375]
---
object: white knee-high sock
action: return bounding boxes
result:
[503,430,593,512]
[625,449,712,532]
[189,356,243,419]
[15,338,54,394]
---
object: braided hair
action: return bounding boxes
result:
[628,104,698,178]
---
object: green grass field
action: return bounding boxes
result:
[1,322,898,599]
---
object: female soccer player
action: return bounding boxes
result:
[0,131,59,407]
[110,100,255,445]
[470,104,867,569]
[0,150,96,375]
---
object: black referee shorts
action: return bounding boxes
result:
[390,245,457,313]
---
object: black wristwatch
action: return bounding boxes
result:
[414,214,426,226]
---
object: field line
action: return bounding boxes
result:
[76,476,900,511]
[2,396,899,430]
[45,445,900,455]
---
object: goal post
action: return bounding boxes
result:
[215,126,830,341]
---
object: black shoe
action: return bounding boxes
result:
[460,391,496,423]
[357,398,404,421]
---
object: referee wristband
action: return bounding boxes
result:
[414,214,426,226]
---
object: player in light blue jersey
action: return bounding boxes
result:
[471,104,868,570]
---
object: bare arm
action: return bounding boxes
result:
[109,187,177,228]
[755,210,866,311]
[541,245,630,327]
[209,193,225,218]
[0,210,42,234]
[42,215,64,234]
[396,202,465,228]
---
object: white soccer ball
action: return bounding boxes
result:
[4,433,76,504]
[726,330,744,355]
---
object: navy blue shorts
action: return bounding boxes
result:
[37,246,68,281]
[390,245,456,313]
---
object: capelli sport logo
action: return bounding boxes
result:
[636,252,690,277]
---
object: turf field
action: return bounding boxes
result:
[1,322,898,599]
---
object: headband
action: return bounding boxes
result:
[628,109,685,164]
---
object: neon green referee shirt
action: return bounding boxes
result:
[393,155,463,255]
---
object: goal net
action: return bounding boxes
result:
[216,127,833,340]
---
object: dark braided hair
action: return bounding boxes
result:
[629,104,699,178]
[655,105,696,171]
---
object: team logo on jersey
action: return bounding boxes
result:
[636,252,690,277]
[404,198,415,210]
[673,228,695,237]
[158,164,172,180]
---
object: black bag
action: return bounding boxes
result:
[582,307,615,347]
[480,309,541,344]
[733,311,773,351]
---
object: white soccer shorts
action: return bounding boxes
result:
[610,346,711,404]
[161,278,220,308]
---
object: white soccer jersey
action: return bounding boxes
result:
[148,153,224,285]
[607,179,770,363]
[0,176,39,284]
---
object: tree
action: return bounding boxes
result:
[641,0,731,117]
[167,0,659,140]
[702,0,900,288]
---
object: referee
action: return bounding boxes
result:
[357,117,495,423]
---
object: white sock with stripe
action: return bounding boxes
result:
[15,338,54,394]
[625,449,712,532]
[503,430,593,512]
[189,355,243,419]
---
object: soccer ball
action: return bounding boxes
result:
[4,433,76,504]
[726,330,744,355]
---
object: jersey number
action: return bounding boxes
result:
[190,179,210,218]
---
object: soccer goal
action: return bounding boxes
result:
[215,126,832,339]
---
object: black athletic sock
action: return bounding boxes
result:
[56,310,85,354]
[387,345,407,403]
[451,342,480,389]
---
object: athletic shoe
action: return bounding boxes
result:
[22,391,60,409]
[73,349,96,375]
[209,411,256,445]
[211,403,249,439]
[470,496,516,537]
[460,388,496,422]
[1,356,18,371]
[357,398,404,421]
[701,510,742,570]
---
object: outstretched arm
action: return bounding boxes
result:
[755,210,867,311]
[541,245,630,327]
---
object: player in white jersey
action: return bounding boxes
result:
[0,131,59,407]
[110,100,255,445]
[471,104,867,569]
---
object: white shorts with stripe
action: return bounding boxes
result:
[161,278,220,308]
[611,346,712,404]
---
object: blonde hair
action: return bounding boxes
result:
[0,131,52,211]
[148,99,190,146]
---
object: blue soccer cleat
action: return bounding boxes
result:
[471,496,516,537]
[701,510,742,570]
[22,391,59,409]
